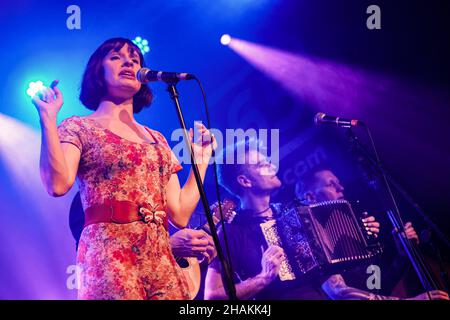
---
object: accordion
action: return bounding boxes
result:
[260,200,381,281]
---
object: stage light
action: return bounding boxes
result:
[220,34,232,46]
[26,81,46,98]
[132,36,150,55]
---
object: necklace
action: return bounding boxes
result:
[253,206,271,216]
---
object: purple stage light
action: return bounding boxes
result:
[225,37,450,171]
[0,114,78,299]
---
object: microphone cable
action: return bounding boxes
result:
[192,76,237,300]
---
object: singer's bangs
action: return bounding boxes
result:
[79,37,153,113]
[108,39,143,66]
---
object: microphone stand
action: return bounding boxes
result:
[346,127,447,294]
[346,129,450,249]
[166,81,237,300]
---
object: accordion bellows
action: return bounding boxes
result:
[260,200,379,281]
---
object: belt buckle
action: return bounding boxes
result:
[139,204,166,225]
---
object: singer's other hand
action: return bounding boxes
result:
[32,80,63,120]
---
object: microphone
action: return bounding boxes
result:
[136,68,195,83]
[314,112,364,128]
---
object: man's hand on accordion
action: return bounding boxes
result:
[259,245,284,284]
[362,212,380,238]
[406,290,449,300]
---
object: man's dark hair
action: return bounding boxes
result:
[217,138,262,197]
[79,37,153,113]
[295,165,333,200]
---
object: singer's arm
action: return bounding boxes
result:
[166,161,210,228]
[33,81,80,197]
[165,124,216,228]
[39,113,80,197]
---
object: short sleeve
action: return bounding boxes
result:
[57,116,83,153]
[169,150,183,174]
[151,129,183,174]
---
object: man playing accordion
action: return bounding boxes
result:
[204,140,448,300]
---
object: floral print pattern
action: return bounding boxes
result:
[58,116,189,300]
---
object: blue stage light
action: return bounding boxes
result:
[132,36,150,55]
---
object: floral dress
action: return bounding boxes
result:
[57,116,190,300]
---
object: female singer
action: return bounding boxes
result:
[32,38,216,299]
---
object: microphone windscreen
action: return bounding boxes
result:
[314,112,326,125]
[136,68,150,83]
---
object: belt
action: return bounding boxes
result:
[84,200,168,229]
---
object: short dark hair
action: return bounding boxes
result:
[295,166,333,200]
[218,138,262,197]
[79,37,153,113]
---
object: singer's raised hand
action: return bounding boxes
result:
[32,80,63,120]
[189,122,217,165]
